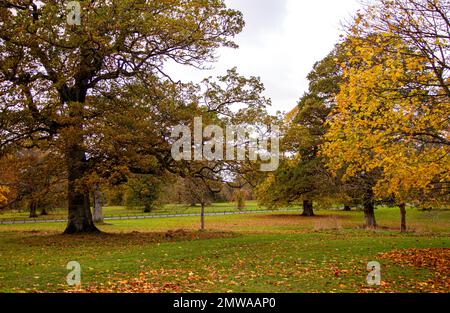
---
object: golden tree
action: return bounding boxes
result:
[324,0,449,230]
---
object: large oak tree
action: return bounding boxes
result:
[0,0,246,233]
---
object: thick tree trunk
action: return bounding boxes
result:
[93,184,103,223]
[29,201,37,218]
[200,203,205,231]
[399,203,406,233]
[363,204,376,229]
[40,207,48,216]
[302,199,314,216]
[363,189,376,229]
[64,138,99,234]
[344,205,351,211]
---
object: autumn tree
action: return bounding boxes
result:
[0,0,247,233]
[183,176,216,231]
[324,0,450,230]
[257,48,350,217]
[0,186,7,205]
[0,148,66,216]
[233,188,247,210]
[160,174,216,230]
[126,174,162,213]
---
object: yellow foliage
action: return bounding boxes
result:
[284,106,299,124]
[323,32,450,204]
[0,186,9,205]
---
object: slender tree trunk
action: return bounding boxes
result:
[344,205,351,211]
[399,203,406,233]
[363,189,376,229]
[64,135,99,234]
[93,184,103,223]
[40,207,48,216]
[200,203,205,231]
[29,201,37,218]
[302,199,314,216]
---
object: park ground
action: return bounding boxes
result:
[0,203,449,293]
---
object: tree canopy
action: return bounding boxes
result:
[323,0,450,207]
[0,0,272,233]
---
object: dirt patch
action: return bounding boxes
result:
[313,216,342,231]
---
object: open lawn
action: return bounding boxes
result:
[0,201,280,222]
[0,206,449,293]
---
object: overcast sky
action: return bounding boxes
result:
[165,0,362,115]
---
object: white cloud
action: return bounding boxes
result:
[165,0,361,114]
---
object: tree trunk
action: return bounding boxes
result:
[363,189,376,229]
[302,199,314,216]
[29,201,38,218]
[64,137,99,234]
[399,203,406,233]
[363,204,376,229]
[40,207,48,216]
[200,203,205,231]
[344,205,351,211]
[93,184,103,223]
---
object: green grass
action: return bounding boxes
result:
[0,201,280,221]
[0,206,449,293]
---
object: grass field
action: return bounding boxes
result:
[0,201,280,222]
[0,205,449,293]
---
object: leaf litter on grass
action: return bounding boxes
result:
[359,248,450,293]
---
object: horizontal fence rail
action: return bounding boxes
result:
[0,208,300,225]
